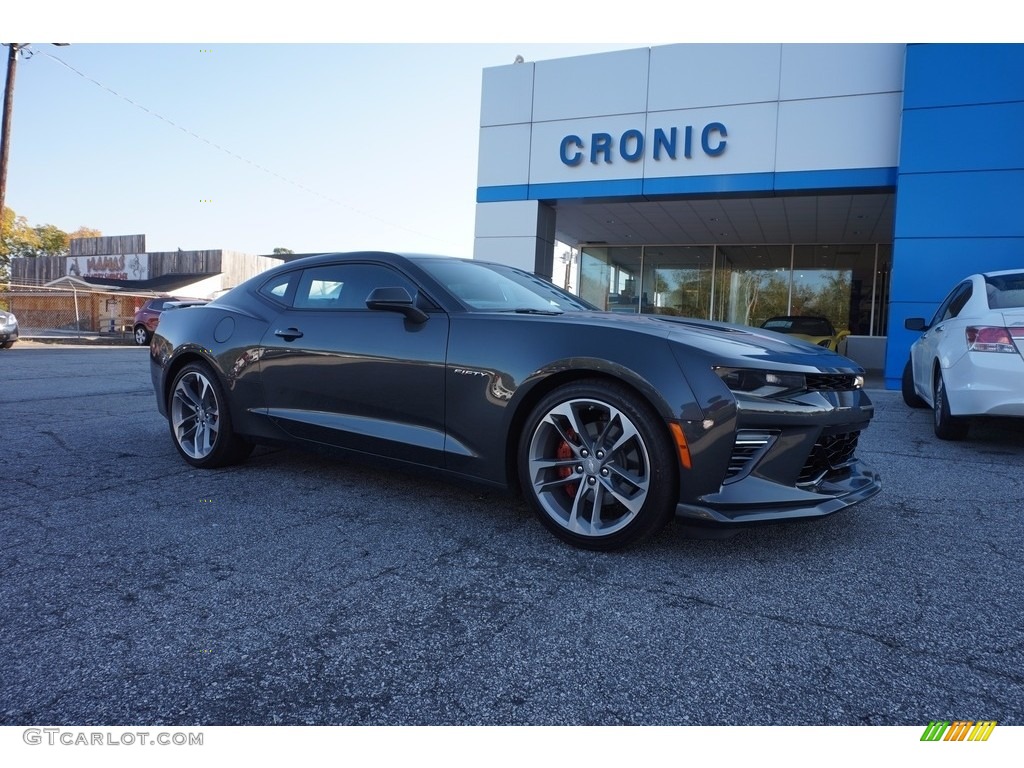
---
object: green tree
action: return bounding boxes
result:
[34,223,70,256]
[69,226,103,241]
[272,247,294,255]
[1,207,42,281]
[1,207,103,281]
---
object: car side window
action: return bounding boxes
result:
[292,264,419,310]
[985,274,1024,309]
[946,283,972,319]
[259,273,296,304]
[930,282,971,325]
[937,284,970,323]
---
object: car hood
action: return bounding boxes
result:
[567,311,860,372]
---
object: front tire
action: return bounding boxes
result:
[901,360,926,408]
[134,325,151,346]
[518,380,677,550]
[168,362,254,468]
[933,371,969,441]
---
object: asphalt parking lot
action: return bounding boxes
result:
[2,343,1023,726]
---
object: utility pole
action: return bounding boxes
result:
[0,43,24,233]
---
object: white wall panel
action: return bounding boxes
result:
[532,48,650,122]
[474,200,545,238]
[472,234,539,271]
[776,93,903,172]
[476,124,532,187]
[529,114,648,185]
[780,44,906,100]
[480,63,535,127]
[642,103,779,177]
[648,44,782,111]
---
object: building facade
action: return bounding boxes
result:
[472,43,1024,388]
[8,235,281,335]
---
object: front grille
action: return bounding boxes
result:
[798,430,860,486]
[724,430,777,483]
[805,373,861,392]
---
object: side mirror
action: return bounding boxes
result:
[366,286,428,324]
[904,317,928,332]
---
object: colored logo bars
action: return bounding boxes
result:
[920,721,997,742]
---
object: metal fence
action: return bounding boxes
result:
[1,282,165,339]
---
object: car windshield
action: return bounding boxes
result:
[985,273,1024,309]
[416,258,596,313]
[762,317,835,336]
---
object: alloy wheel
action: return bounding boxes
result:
[171,370,221,459]
[526,397,651,538]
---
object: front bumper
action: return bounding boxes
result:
[676,387,882,526]
[676,459,881,525]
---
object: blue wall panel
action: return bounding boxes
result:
[894,171,1024,239]
[898,102,1024,174]
[889,238,1024,302]
[902,44,1024,109]
[886,43,1024,389]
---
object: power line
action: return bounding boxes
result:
[36,49,458,248]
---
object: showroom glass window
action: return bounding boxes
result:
[577,243,891,336]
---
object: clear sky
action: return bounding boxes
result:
[5,42,644,258]
[5,3,1004,259]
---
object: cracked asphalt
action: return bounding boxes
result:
[1,344,1022,726]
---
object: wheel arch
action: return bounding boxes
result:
[503,366,676,491]
[163,348,225,411]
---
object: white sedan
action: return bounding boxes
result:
[902,269,1024,439]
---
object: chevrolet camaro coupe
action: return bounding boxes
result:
[150,252,881,549]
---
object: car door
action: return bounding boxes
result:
[258,261,450,466]
[912,280,973,400]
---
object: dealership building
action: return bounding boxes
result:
[472,43,1024,389]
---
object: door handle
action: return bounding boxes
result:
[274,328,304,340]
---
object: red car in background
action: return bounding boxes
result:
[133,297,205,345]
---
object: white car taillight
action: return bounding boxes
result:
[966,326,1020,353]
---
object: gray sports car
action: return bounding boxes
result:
[150,251,881,549]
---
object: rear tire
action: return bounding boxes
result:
[901,360,926,408]
[518,380,677,550]
[134,325,151,346]
[168,361,254,468]
[933,371,969,441]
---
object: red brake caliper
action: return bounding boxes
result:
[556,429,578,497]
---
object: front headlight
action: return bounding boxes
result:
[715,367,806,397]
[1,313,16,329]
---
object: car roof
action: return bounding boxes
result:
[257,251,512,280]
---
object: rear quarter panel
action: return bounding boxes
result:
[150,298,283,440]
